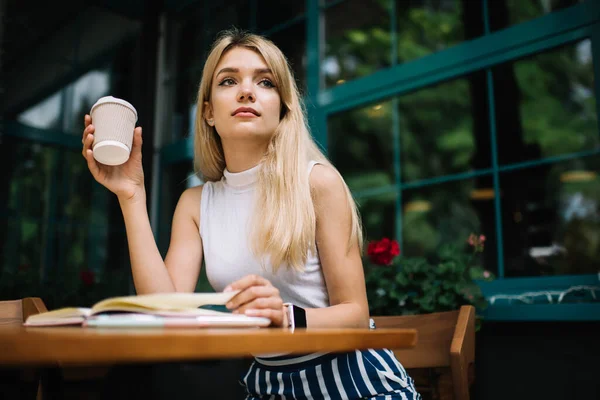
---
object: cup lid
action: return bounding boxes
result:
[90,96,138,122]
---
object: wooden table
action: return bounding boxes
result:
[0,326,417,366]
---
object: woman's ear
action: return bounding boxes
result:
[204,101,215,126]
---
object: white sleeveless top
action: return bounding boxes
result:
[199,161,329,310]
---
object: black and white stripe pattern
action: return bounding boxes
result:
[242,349,420,400]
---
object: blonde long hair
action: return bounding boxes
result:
[194,29,363,272]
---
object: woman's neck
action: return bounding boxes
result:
[221,139,269,173]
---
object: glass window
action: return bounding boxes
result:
[16,68,111,134]
[399,71,491,182]
[257,0,305,32]
[324,0,484,87]
[1,217,46,274]
[323,0,392,87]
[397,0,475,64]
[0,138,130,304]
[401,178,497,273]
[494,39,597,165]
[6,141,57,219]
[268,21,307,93]
[500,156,600,277]
[328,100,395,193]
[490,0,587,32]
[17,91,62,131]
[358,191,397,242]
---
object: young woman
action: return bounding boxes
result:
[82,29,419,400]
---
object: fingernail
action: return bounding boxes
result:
[224,286,232,292]
[226,302,232,309]
[245,309,258,316]
[232,310,239,314]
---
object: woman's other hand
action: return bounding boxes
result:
[224,275,285,327]
[81,114,145,203]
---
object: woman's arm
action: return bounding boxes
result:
[304,164,370,328]
[83,116,203,295]
[120,186,203,294]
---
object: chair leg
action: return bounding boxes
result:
[450,356,470,400]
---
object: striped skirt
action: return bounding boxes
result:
[241,349,420,400]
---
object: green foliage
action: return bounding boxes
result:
[364,236,494,317]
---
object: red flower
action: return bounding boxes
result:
[80,270,95,286]
[367,238,400,266]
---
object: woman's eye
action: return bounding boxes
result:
[259,79,275,88]
[218,78,236,86]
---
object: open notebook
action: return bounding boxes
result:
[23,292,271,328]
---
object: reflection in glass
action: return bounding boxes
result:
[501,156,600,277]
[323,0,391,87]
[494,39,597,165]
[328,100,395,193]
[357,191,397,242]
[396,0,467,64]
[490,0,586,32]
[6,142,57,218]
[17,91,62,130]
[0,217,45,274]
[16,69,110,134]
[268,22,307,93]
[402,178,497,273]
[399,72,490,182]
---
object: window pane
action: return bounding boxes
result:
[397,0,475,65]
[0,217,45,273]
[490,0,587,32]
[268,22,307,93]
[328,100,395,192]
[17,90,62,130]
[257,0,305,32]
[324,0,391,87]
[501,156,600,277]
[5,141,57,219]
[495,39,598,165]
[358,191,397,242]
[402,178,498,273]
[16,68,111,134]
[399,71,491,182]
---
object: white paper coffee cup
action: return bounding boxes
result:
[90,96,138,166]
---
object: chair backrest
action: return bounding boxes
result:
[373,305,476,400]
[0,297,47,326]
[372,305,475,369]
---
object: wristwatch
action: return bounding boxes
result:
[283,303,307,330]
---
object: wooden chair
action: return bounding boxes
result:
[372,305,476,400]
[0,297,48,400]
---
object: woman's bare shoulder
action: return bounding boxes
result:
[177,185,205,227]
[309,163,345,196]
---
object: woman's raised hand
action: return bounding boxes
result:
[82,114,146,202]
[225,275,286,327]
